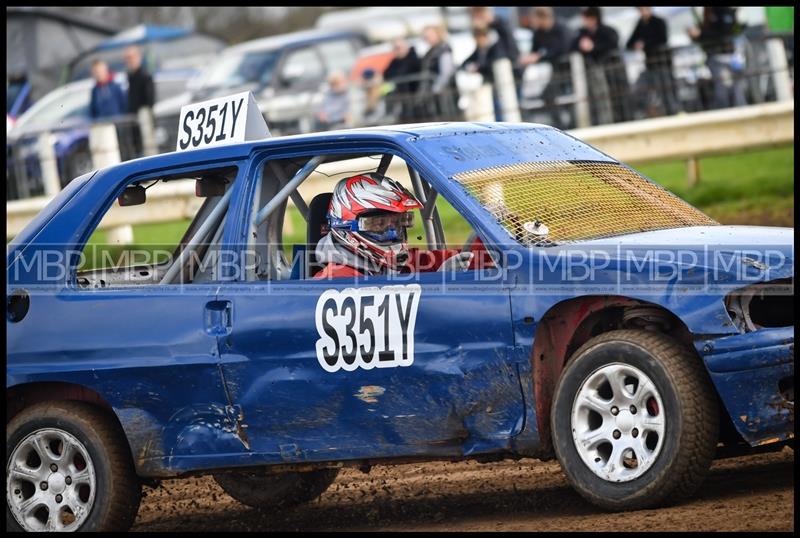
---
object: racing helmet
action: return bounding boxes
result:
[328,173,422,270]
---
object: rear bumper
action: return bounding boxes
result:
[697,326,794,446]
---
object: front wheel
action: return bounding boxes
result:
[551,330,719,511]
[6,401,141,531]
[214,468,339,509]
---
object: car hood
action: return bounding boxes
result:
[578,225,793,248]
[573,225,794,287]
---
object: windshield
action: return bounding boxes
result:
[454,160,717,246]
[14,85,91,133]
[199,49,280,89]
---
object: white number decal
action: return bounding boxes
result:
[315,285,421,373]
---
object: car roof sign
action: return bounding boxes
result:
[176,90,270,152]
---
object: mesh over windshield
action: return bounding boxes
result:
[453,160,718,246]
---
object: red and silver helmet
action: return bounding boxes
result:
[328,173,422,270]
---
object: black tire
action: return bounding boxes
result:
[214,468,339,509]
[6,401,141,532]
[551,329,719,511]
[64,147,94,186]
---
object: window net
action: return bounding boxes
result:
[453,160,718,246]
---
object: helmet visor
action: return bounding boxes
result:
[356,212,414,243]
[357,211,414,233]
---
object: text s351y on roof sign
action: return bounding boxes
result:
[176,91,270,151]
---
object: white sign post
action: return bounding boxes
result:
[176,91,270,151]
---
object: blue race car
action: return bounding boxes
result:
[6,123,793,531]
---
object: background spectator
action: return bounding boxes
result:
[124,46,154,114]
[419,24,461,120]
[462,26,507,120]
[360,68,386,125]
[124,45,155,155]
[627,6,681,116]
[315,71,350,130]
[689,6,746,109]
[469,7,520,70]
[520,6,572,128]
[573,7,631,124]
[89,60,126,120]
[383,38,422,122]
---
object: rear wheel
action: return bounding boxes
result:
[551,330,719,511]
[6,401,141,531]
[214,468,339,509]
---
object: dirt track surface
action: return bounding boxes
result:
[132,447,793,532]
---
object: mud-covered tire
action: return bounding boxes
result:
[6,401,141,531]
[214,468,339,509]
[551,330,719,511]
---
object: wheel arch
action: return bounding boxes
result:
[6,381,136,470]
[531,295,697,456]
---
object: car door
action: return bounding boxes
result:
[7,163,249,468]
[217,270,524,462]
[216,154,526,463]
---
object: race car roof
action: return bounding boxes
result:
[111,122,617,179]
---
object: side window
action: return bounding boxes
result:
[246,153,493,282]
[279,47,325,90]
[317,39,358,76]
[76,166,238,288]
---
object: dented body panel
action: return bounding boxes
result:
[697,327,794,446]
[7,122,794,477]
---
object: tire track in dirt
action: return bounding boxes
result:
[132,447,793,532]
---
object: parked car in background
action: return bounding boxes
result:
[7,75,33,134]
[155,29,368,141]
[65,25,225,83]
[6,70,196,200]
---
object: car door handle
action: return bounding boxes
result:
[204,300,232,336]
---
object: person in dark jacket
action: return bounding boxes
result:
[124,46,155,156]
[461,26,508,120]
[470,7,520,65]
[462,27,506,83]
[627,7,680,116]
[467,7,522,120]
[419,24,461,120]
[689,6,746,109]
[124,46,155,114]
[383,38,422,122]
[572,7,631,124]
[689,6,739,56]
[89,60,126,120]
[520,6,573,128]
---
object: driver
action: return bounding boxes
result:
[314,173,469,279]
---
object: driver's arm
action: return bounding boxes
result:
[405,247,461,273]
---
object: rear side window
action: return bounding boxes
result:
[76,166,238,288]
